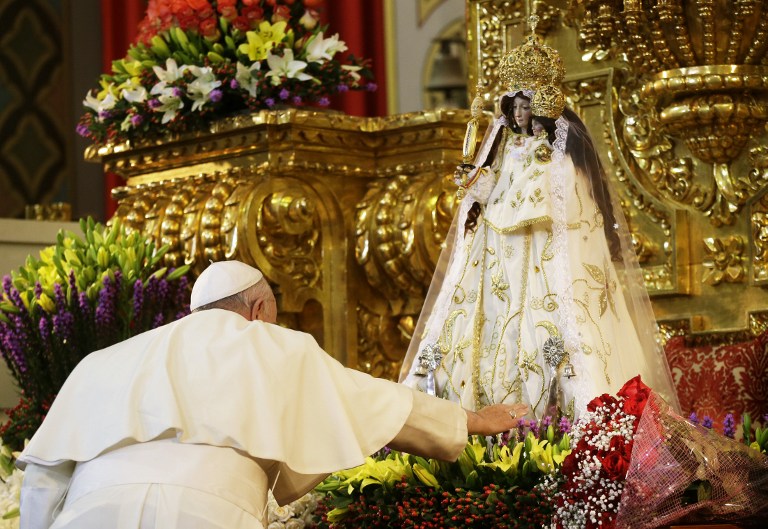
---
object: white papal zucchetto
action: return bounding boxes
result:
[190,260,264,311]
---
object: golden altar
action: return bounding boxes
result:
[88,0,768,389]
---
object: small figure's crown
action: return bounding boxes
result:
[531,84,566,119]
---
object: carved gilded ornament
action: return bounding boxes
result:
[94,108,470,371]
[702,236,746,286]
[568,0,768,224]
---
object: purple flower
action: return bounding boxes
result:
[34,283,42,299]
[723,413,736,438]
[292,95,302,105]
[336,84,349,93]
[78,292,91,319]
[529,420,540,438]
[172,87,183,98]
[76,123,90,137]
[52,312,74,341]
[3,276,12,294]
[2,328,27,373]
[130,114,144,126]
[98,110,112,120]
[558,416,571,434]
[366,83,378,92]
[132,279,144,320]
[95,276,118,330]
[38,316,49,337]
[53,284,66,311]
[152,313,165,329]
[318,97,330,107]
[230,79,239,89]
[541,415,553,428]
[279,88,290,100]
[688,412,699,425]
[149,98,162,109]
[265,98,275,108]
[702,416,714,429]
[209,89,223,103]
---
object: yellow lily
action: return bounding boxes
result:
[238,21,288,62]
[37,293,55,313]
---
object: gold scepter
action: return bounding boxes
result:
[456,81,485,200]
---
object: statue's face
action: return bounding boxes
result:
[512,96,532,131]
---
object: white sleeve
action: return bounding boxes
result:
[466,167,496,205]
[387,390,468,461]
[19,461,74,529]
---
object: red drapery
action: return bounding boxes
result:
[100,0,145,219]
[100,0,388,218]
[319,0,388,117]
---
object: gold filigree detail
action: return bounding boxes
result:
[702,236,746,286]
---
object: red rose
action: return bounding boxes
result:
[601,450,629,480]
[587,393,617,412]
[242,5,265,21]
[185,0,211,10]
[272,5,291,21]
[617,375,650,405]
[561,452,578,477]
[623,391,649,417]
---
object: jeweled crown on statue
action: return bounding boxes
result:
[497,28,566,119]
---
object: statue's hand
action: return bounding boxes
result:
[454,163,476,186]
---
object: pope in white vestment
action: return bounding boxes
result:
[17,261,526,529]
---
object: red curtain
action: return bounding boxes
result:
[100,0,145,219]
[320,0,388,117]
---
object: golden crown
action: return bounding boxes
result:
[498,33,565,90]
[531,84,566,119]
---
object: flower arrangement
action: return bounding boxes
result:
[315,418,572,528]
[0,217,190,449]
[0,442,21,528]
[547,376,650,529]
[266,489,323,529]
[77,0,375,145]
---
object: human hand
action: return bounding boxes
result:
[467,403,529,436]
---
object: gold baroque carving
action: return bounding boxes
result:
[567,2,768,221]
[702,236,746,286]
[355,172,456,313]
[356,305,411,380]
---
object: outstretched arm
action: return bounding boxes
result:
[387,391,530,461]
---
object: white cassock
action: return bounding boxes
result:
[18,309,468,529]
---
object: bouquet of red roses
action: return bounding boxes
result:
[549,376,650,529]
[614,390,768,528]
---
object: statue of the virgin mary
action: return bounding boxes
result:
[400,27,679,419]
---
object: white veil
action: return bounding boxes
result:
[399,89,680,416]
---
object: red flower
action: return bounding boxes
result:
[587,393,617,412]
[617,375,651,416]
[602,450,629,480]
[242,5,265,22]
[272,5,291,21]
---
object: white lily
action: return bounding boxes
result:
[186,66,222,111]
[341,64,362,83]
[150,85,184,124]
[152,58,187,84]
[236,61,261,98]
[120,78,147,104]
[266,49,314,86]
[305,32,348,63]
